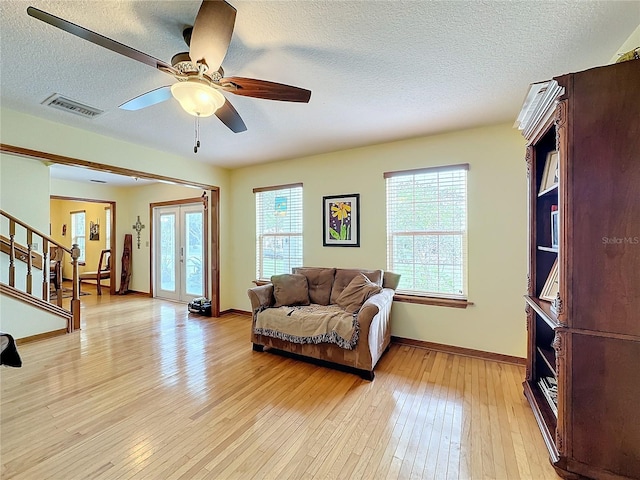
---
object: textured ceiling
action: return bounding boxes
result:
[1,1,638,170]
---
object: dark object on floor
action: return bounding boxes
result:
[119,234,132,295]
[188,297,212,316]
[0,332,22,367]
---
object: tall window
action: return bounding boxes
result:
[255,183,303,281]
[105,207,111,250]
[385,164,468,299]
[70,210,86,263]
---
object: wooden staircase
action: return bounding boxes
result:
[0,209,80,332]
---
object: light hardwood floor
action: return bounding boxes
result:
[1,288,559,479]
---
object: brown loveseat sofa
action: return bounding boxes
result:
[247,267,399,379]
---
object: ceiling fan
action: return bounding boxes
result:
[27,1,311,140]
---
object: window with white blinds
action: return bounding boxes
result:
[385,164,468,299]
[255,183,303,281]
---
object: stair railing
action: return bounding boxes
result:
[0,209,80,331]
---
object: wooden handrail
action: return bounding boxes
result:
[0,209,72,255]
[1,209,80,332]
[0,235,44,270]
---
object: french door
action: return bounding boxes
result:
[153,203,204,302]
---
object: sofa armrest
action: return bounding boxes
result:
[357,288,395,366]
[247,283,274,312]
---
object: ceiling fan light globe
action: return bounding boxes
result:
[170,81,225,118]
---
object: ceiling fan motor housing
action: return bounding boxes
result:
[171,52,223,82]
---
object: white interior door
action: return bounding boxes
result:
[154,204,204,302]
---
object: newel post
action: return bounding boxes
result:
[70,243,81,332]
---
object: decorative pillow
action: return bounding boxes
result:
[271,274,310,307]
[336,273,382,314]
[330,268,384,304]
[293,267,335,305]
[382,271,401,290]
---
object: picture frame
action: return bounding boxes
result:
[540,151,559,193]
[322,193,360,247]
[89,221,100,241]
[540,259,559,302]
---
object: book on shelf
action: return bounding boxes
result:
[551,206,559,248]
[539,150,559,194]
[538,376,558,416]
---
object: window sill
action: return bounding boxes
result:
[393,294,472,309]
[253,280,271,286]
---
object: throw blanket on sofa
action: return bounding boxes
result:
[254,304,359,350]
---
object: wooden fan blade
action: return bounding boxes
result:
[119,86,173,111]
[215,99,247,133]
[220,77,311,103]
[190,0,236,72]
[27,6,176,75]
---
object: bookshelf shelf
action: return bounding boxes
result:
[525,295,559,330]
[537,183,558,197]
[537,346,556,377]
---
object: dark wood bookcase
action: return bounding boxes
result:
[516,60,640,480]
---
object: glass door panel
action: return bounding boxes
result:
[154,204,204,302]
[184,209,203,298]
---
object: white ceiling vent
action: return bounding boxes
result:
[42,94,104,119]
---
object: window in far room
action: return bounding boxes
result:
[254,183,303,281]
[385,164,468,301]
[70,210,86,263]
[105,206,111,250]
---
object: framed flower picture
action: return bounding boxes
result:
[322,193,360,247]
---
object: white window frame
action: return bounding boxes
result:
[385,164,468,302]
[255,183,303,281]
[70,210,86,263]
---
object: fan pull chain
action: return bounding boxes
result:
[194,116,201,153]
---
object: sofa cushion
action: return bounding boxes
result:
[382,271,401,290]
[293,267,335,305]
[271,274,310,307]
[330,268,383,304]
[336,273,383,313]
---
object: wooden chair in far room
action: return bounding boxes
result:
[49,246,63,291]
[79,249,111,295]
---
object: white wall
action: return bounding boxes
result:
[0,295,67,340]
[0,153,50,240]
[230,124,529,357]
[1,155,67,338]
[0,154,51,291]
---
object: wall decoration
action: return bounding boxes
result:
[323,193,360,247]
[62,224,67,236]
[132,215,145,249]
[89,221,100,241]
